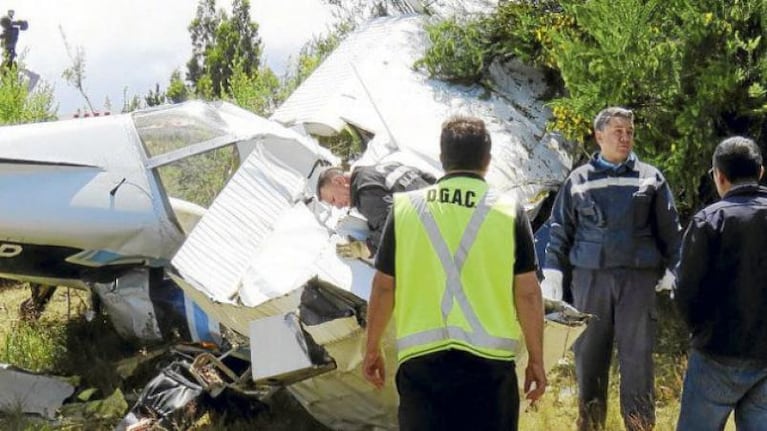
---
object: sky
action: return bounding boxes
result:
[12,0,335,116]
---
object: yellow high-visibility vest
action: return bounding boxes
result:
[393,175,522,363]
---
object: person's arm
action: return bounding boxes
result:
[356,187,392,254]
[514,203,539,274]
[514,270,547,402]
[674,214,714,331]
[545,179,576,273]
[653,173,683,269]
[541,179,576,299]
[363,270,395,389]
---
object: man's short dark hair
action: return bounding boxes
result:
[316,166,345,197]
[440,116,491,172]
[713,136,763,184]
[593,107,634,132]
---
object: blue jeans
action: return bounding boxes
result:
[677,349,767,431]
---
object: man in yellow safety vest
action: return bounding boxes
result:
[362,115,547,430]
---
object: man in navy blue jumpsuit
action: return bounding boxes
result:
[542,107,681,431]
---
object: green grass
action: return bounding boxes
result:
[520,295,736,431]
[520,356,681,431]
[1,320,67,373]
[0,283,736,430]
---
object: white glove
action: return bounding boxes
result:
[655,269,675,293]
[540,269,563,301]
[543,297,579,316]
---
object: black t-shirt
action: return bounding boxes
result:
[374,174,538,276]
[350,163,436,254]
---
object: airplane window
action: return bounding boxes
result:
[133,104,228,158]
[153,146,240,208]
[132,103,238,208]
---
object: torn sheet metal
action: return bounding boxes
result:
[92,266,223,343]
[171,149,339,324]
[249,311,336,385]
[170,121,397,429]
[0,364,74,418]
[518,305,591,380]
[273,15,573,216]
[93,269,163,341]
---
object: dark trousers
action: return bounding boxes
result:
[396,349,519,431]
[571,268,658,431]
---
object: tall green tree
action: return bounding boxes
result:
[166,69,189,104]
[186,0,219,88]
[186,0,262,98]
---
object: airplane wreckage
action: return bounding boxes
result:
[0,14,588,430]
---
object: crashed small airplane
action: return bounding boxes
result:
[0,13,587,431]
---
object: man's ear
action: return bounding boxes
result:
[759,165,765,181]
[713,168,728,186]
[594,130,604,146]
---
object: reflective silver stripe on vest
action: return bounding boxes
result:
[396,190,519,353]
[384,165,413,190]
[570,176,657,196]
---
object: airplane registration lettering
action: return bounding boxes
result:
[0,243,22,258]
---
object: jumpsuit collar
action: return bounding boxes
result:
[591,151,637,174]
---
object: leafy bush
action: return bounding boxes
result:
[419,0,767,213]
[0,66,56,125]
[228,60,282,116]
[414,18,489,84]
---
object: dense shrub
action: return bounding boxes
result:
[414,18,489,84]
[419,0,767,214]
[0,65,56,125]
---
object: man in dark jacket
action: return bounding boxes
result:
[675,136,767,431]
[542,107,682,431]
[317,163,436,258]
